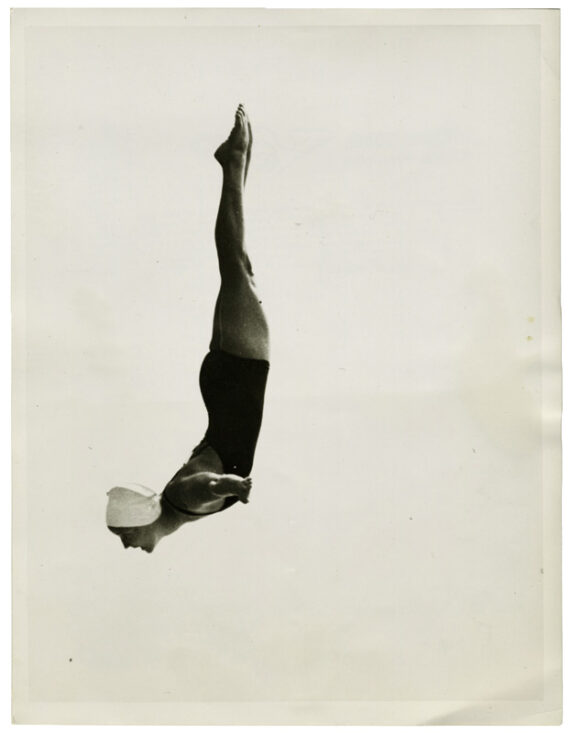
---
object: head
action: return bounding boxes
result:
[106,484,163,553]
[108,523,160,553]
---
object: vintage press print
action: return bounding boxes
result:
[11,8,561,725]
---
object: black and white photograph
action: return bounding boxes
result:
[11,8,561,725]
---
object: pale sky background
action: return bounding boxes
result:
[12,9,560,724]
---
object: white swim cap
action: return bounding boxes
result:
[106,484,161,528]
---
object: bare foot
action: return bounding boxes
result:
[214,104,252,182]
[210,474,253,504]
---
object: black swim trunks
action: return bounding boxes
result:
[162,349,270,518]
[197,348,270,477]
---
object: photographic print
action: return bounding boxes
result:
[11,8,561,725]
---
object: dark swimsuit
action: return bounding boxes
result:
[163,349,270,518]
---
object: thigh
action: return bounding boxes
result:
[217,274,270,361]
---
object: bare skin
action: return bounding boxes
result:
[115,473,252,553]
[114,105,267,553]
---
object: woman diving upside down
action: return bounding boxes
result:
[106,105,270,553]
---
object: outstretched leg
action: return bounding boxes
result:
[209,105,269,361]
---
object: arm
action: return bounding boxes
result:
[164,471,252,514]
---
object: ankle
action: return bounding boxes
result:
[224,149,246,170]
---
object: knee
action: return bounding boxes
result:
[243,254,254,277]
[220,254,254,284]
